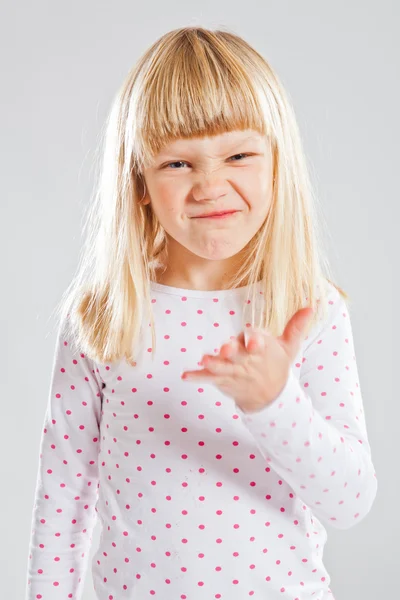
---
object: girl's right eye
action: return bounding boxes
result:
[164,161,187,169]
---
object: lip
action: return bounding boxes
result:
[192,210,240,219]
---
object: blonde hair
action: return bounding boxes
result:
[53,26,349,365]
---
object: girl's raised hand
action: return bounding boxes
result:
[181,307,314,413]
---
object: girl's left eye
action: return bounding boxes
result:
[164,153,252,169]
[229,153,251,161]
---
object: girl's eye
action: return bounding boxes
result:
[229,153,251,161]
[164,153,252,169]
[165,160,188,169]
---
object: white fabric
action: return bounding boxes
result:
[26,279,377,600]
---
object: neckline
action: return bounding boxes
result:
[150,279,263,299]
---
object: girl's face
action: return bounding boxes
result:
[141,129,274,284]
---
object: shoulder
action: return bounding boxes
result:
[317,277,349,316]
[304,278,351,350]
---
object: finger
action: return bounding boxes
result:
[182,363,234,381]
[201,355,237,376]
[181,367,217,380]
[236,331,247,350]
[218,342,234,359]
[280,307,314,354]
[247,336,265,354]
[219,338,241,360]
[244,329,266,354]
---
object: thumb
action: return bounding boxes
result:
[280,307,314,356]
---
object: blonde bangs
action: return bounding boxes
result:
[129,29,273,172]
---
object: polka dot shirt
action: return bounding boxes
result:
[26,279,377,600]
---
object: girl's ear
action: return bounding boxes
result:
[138,178,150,205]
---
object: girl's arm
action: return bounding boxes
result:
[237,284,378,530]
[25,317,103,599]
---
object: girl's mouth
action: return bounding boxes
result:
[194,210,239,219]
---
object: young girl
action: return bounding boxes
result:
[26,26,377,600]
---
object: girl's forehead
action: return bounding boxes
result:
[157,129,266,155]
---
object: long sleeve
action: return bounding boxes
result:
[25,317,104,599]
[237,284,378,530]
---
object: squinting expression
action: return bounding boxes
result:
[141,129,274,261]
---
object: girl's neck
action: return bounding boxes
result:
[153,266,250,292]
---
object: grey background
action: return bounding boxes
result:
[2,1,397,598]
